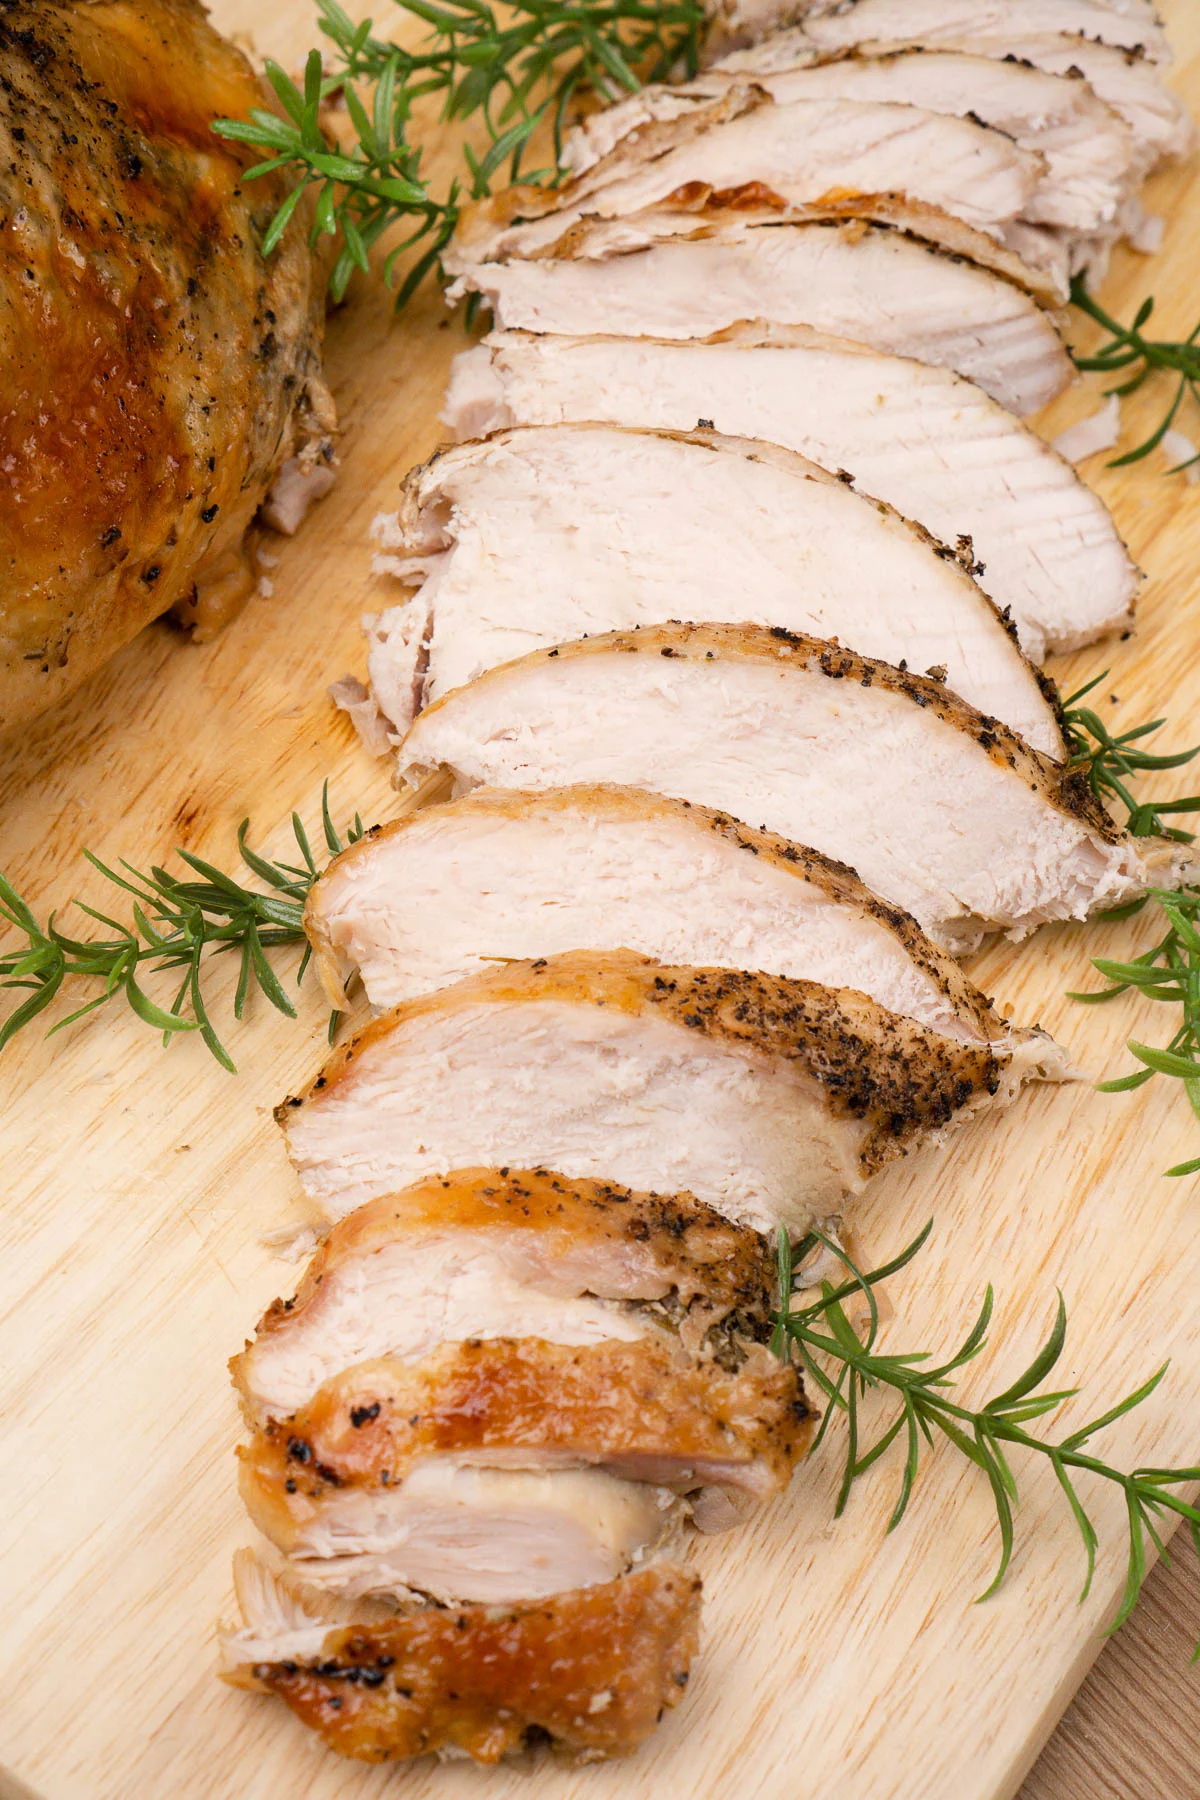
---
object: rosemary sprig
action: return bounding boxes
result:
[1062,669,1200,842]
[213,0,703,306]
[0,787,362,1073]
[1070,276,1200,472]
[778,1226,1200,1634]
[1061,678,1200,1172]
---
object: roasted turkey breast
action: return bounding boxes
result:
[276,948,1058,1235]
[221,1552,702,1763]
[442,328,1138,661]
[0,0,332,732]
[368,426,1062,748]
[241,1334,808,1541]
[305,784,1026,1051]
[233,1166,778,1426]
[396,624,1192,949]
[447,220,1072,414]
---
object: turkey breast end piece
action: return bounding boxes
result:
[220,1554,703,1764]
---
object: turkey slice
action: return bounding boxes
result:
[233,1166,777,1424]
[441,328,1138,659]
[707,18,1193,173]
[570,52,1135,237]
[368,426,1063,748]
[220,1552,702,1763]
[447,222,1072,414]
[528,194,1069,304]
[397,624,1193,949]
[277,948,1046,1233]
[305,784,1032,1052]
[452,82,1043,263]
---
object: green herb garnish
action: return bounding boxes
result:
[0,787,363,1072]
[213,0,703,306]
[1070,275,1200,473]
[777,1225,1200,1635]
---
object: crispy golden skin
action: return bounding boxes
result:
[0,0,331,731]
[224,1562,703,1764]
[240,1336,812,1552]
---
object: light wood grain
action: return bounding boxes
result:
[2,5,1200,1798]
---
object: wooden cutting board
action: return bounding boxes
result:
[3,5,1200,1796]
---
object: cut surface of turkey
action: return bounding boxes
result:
[397,624,1192,950]
[221,1552,702,1764]
[446,224,1072,415]
[706,19,1194,172]
[442,328,1138,660]
[570,53,1135,238]
[306,784,1017,1050]
[452,84,1043,264]
[368,426,1062,748]
[245,1456,687,1605]
[234,1166,778,1425]
[277,947,1053,1235]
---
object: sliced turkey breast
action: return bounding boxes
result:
[706,0,1170,65]
[710,19,1193,173]
[368,426,1062,748]
[446,224,1072,414]
[305,785,1021,1052]
[234,1166,777,1425]
[451,84,1043,264]
[442,329,1138,660]
[534,195,1069,304]
[221,1552,702,1764]
[397,625,1193,951]
[712,54,1135,235]
[277,947,1046,1234]
[569,54,1134,238]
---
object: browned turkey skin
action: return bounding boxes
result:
[0,0,332,732]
